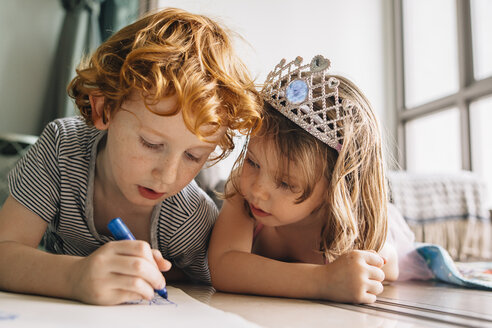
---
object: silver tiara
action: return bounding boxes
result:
[260,55,353,152]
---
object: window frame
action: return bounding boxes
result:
[393,0,492,171]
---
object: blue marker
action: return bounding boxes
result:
[107,217,168,299]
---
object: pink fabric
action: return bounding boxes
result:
[387,203,434,281]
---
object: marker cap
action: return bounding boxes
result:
[108,217,136,241]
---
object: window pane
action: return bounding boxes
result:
[402,0,459,108]
[470,97,492,209]
[471,0,492,80]
[405,108,461,173]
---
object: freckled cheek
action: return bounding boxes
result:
[171,165,201,193]
[184,166,200,182]
[118,147,155,178]
[239,170,252,194]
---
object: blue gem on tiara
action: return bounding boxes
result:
[286,80,308,104]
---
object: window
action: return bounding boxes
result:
[471,0,492,80]
[394,0,492,209]
[402,0,459,108]
[470,96,492,209]
[405,108,461,173]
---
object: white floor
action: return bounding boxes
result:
[179,280,492,327]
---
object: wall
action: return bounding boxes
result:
[157,0,395,182]
[0,0,396,181]
[0,0,64,136]
[158,0,389,114]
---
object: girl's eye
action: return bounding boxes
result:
[279,181,291,190]
[278,180,301,193]
[140,137,162,150]
[245,157,259,169]
[185,151,200,163]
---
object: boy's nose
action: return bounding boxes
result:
[152,154,180,186]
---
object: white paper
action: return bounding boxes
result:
[0,287,259,328]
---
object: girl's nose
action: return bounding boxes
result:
[250,175,270,201]
[152,154,180,186]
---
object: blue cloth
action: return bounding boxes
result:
[417,244,492,291]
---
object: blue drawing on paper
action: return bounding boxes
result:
[0,311,18,320]
[126,294,177,306]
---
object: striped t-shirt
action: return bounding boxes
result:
[8,117,218,284]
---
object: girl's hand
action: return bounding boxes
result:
[378,243,399,281]
[69,240,172,305]
[320,250,385,304]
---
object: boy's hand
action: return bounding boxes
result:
[319,250,385,304]
[70,240,171,305]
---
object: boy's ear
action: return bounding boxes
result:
[89,94,110,130]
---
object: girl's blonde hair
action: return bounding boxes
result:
[226,75,387,262]
[68,7,262,161]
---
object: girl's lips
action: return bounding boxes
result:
[138,186,165,200]
[249,203,271,217]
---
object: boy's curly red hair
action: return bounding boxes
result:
[68,7,262,160]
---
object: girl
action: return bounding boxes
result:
[208,55,399,304]
[0,8,261,305]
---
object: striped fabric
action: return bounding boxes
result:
[7,117,218,284]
